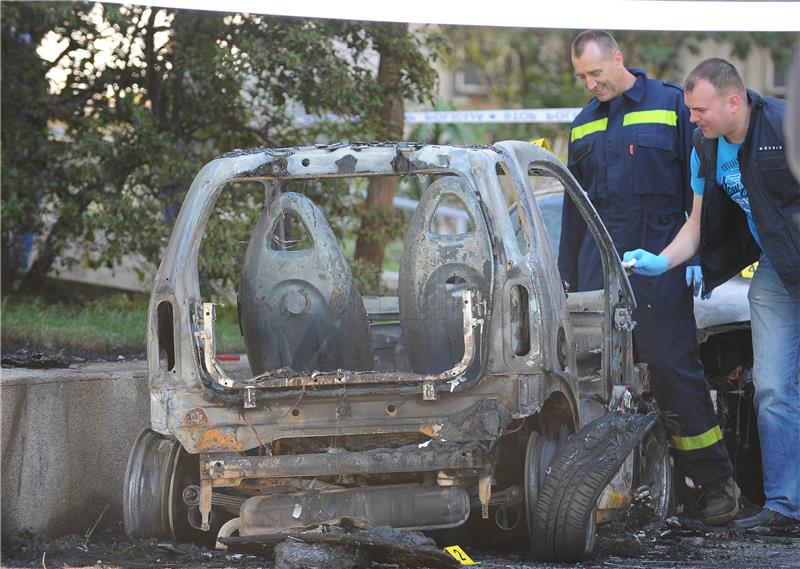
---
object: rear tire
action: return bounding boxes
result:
[124,429,225,544]
[123,429,174,539]
[530,412,657,562]
[524,430,562,536]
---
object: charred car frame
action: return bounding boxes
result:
[125,141,688,561]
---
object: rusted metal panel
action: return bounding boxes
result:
[193,429,243,453]
[199,441,492,481]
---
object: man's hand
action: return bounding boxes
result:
[685,265,712,299]
[686,265,702,297]
[623,249,669,276]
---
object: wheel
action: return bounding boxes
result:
[530,412,658,562]
[523,430,559,535]
[123,429,175,539]
[634,422,673,521]
[167,444,222,545]
[124,429,223,543]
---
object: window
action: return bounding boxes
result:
[454,64,490,96]
[528,173,566,256]
[269,211,312,251]
[430,194,476,236]
[496,162,530,254]
[767,53,789,96]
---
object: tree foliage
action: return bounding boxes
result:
[1,3,438,295]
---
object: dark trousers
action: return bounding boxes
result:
[630,268,733,486]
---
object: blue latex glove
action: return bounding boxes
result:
[623,249,669,276]
[685,265,712,299]
[686,265,701,297]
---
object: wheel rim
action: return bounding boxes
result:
[524,431,559,533]
[168,444,197,541]
[168,444,220,545]
[123,429,174,539]
[636,426,672,520]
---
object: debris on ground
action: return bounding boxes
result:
[2,525,460,569]
[220,526,458,569]
[0,342,145,368]
[595,509,800,568]
[2,521,798,569]
[274,539,369,569]
[1,348,71,369]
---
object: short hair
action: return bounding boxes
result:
[572,30,620,59]
[685,58,746,97]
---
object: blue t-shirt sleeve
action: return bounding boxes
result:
[690,148,704,196]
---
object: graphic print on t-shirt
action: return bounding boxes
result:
[720,169,750,212]
[714,137,762,249]
[690,140,762,249]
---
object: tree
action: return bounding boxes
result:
[1,3,75,293]
[353,23,439,290]
[1,3,438,295]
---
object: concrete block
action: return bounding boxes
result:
[1,362,149,542]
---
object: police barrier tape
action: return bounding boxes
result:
[405,108,581,124]
[291,108,581,126]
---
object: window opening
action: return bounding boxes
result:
[496,162,529,254]
[510,285,531,356]
[157,300,175,371]
[528,171,566,256]
[430,194,476,236]
[269,211,312,251]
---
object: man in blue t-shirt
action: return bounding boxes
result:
[625,58,800,529]
[690,138,763,251]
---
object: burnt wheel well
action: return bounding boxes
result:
[494,391,577,489]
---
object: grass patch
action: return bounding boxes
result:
[1,293,245,353]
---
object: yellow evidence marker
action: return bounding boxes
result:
[741,262,758,279]
[530,137,553,152]
[443,545,480,565]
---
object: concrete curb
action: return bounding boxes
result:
[1,362,149,542]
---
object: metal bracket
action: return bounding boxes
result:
[478,474,492,519]
[200,479,213,531]
[422,381,437,401]
[243,387,256,409]
[614,307,635,331]
[200,302,234,388]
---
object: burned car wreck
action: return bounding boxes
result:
[125,141,676,562]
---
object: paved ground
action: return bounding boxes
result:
[2,517,799,569]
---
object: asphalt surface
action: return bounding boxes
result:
[2,517,799,569]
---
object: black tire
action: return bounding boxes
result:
[530,412,657,562]
[524,427,567,538]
